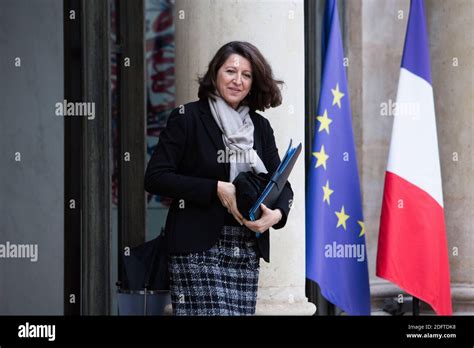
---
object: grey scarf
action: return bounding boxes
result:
[208,94,268,181]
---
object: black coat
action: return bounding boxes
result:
[144,98,293,262]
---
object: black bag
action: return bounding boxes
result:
[234,141,302,221]
[232,171,270,220]
[120,228,170,291]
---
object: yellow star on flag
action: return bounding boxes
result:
[316,109,333,134]
[331,83,345,108]
[322,180,334,205]
[358,221,365,237]
[312,144,329,170]
[335,206,350,230]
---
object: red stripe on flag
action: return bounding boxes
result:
[377,171,452,315]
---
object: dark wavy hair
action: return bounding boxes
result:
[198,41,284,111]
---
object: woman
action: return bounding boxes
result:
[144,41,293,315]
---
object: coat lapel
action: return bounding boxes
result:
[250,113,263,158]
[198,99,225,150]
[198,98,264,179]
[198,99,230,178]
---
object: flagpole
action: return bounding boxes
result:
[412,296,420,316]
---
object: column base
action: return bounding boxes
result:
[256,299,316,315]
[371,281,474,315]
[255,285,316,315]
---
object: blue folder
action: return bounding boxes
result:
[249,139,302,222]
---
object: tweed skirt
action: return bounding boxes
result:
[168,225,260,316]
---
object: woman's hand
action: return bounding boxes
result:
[217,181,244,225]
[243,204,282,233]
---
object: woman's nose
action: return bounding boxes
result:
[233,73,243,85]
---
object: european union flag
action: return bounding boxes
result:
[305,0,370,315]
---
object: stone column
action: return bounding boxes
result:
[356,0,411,313]
[347,0,474,314]
[425,0,474,314]
[174,0,315,315]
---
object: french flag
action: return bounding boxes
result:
[376,0,452,315]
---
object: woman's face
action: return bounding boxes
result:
[216,53,253,109]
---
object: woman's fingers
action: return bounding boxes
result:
[217,182,244,224]
[232,212,243,225]
[260,203,271,216]
[231,203,243,220]
[221,197,231,209]
[227,201,243,224]
[243,219,265,233]
[219,184,278,231]
[243,208,277,233]
[230,206,243,224]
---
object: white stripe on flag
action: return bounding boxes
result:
[386,68,444,207]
